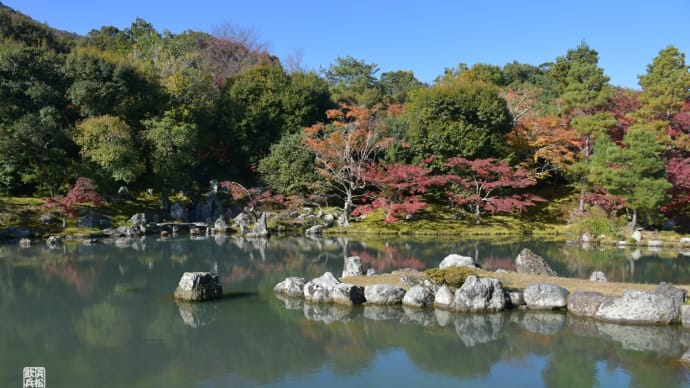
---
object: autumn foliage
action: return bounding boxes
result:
[42,177,104,218]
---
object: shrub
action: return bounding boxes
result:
[424,266,476,288]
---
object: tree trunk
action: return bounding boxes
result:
[630,208,637,233]
[339,192,353,227]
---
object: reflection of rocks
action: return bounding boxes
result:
[524,283,568,310]
[567,314,600,337]
[517,310,566,335]
[303,303,353,324]
[275,294,304,310]
[454,313,504,347]
[568,291,606,317]
[402,306,436,327]
[515,248,557,276]
[434,308,453,327]
[177,301,216,328]
[452,276,505,312]
[364,305,403,321]
[595,321,684,356]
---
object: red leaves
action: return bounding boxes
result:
[661,157,690,215]
[42,177,104,218]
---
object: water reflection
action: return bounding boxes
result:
[0,236,689,387]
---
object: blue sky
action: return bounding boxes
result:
[6,0,690,88]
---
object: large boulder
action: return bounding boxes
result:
[594,284,686,324]
[433,284,455,310]
[524,283,569,310]
[589,271,608,282]
[402,285,435,308]
[246,212,269,238]
[439,254,477,269]
[515,248,557,276]
[303,272,340,303]
[213,217,228,233]
[342,256,363,278]
[305,224,323,236]
[364,284,405,305]
[567,291,606,317]
[273,277,306,298]
[174,272,223,302]
[330,283,366,305]
[452,276,505,312]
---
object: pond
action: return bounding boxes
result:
[1,235,689,387]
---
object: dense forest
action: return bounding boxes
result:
[1,4,689,233]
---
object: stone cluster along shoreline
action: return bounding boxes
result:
[273,249,690,329]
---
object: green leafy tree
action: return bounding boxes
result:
[635,46,690,123]
[405,79,512,162]
[379,70,423,104]
[322,56,382,107]
[589,127,671,231]
[74,115,143,183]
[257,132,321,196]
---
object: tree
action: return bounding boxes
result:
[42,177,104,220]
[405,79,512,162]
[661,156,690,217]
[445,158,544,224]
[303,105,392,226]
[635,46,690,123]
[354,158,448,223]
[322,56,381,107]
[74,115,143,183]
[589,127,671,231]
[257,132,321,196]
[379,70,424,104]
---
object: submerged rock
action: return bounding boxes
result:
[515,248,557,276]
[174,272,223,302]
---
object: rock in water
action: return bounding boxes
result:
[342,256,363,278]
[174,272,223,302]
[303,272,340,303]
[330,283,366,305]
[364,284,405,305]
[567,291,606,317]
[402,285,435,308]
[524,283,569,310]
[273,277,306,298]
[594,283,686,324]
[452,276,505,312]
[439,253,477,269]
[434,284,455,310]
[515,248,557,276]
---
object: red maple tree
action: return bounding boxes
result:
[445,158,545,224]
[42,177,104,219]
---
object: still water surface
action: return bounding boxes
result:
[1,235,690,387]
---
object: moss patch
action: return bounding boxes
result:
[424,266,477,288]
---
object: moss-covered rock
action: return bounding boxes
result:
[425,266,477,288]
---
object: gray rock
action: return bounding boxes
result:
[322,214,335,227]
[402,285,435,308]
[342,256,363,278]
[305,224,323,236]
[568,291,606,317]
[632,230,642,242]
[524,283,569,310]
[454,313,505,347]
[192,195,223,223]
[117,186,133,200]
[594,284,686,325]
[78,212,112,228]
[273,277,306,298]
[519,311,566,335]
[303,272,340,303]
[452,276,505,312]
[174,272,223,302]
[508,291,525,307]
[589,271,608,282]
[682,305,690,328]
[364,284,405,305]
[515,248,557,276]
[439,253,477,269]
[363,305,403,320]
[233,212,252,234]
[433,284,455,310]
[46,235,62,247]
[40,214,55,225]
[330,283,365,305]
[366,268,378,276]
[245,212,268,238]
[19,238,31,248]
[213,217,228,232]
[170,202,188,221]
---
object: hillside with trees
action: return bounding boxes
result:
[1,3,689,238]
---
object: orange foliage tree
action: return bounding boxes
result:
[303,105,392,226]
